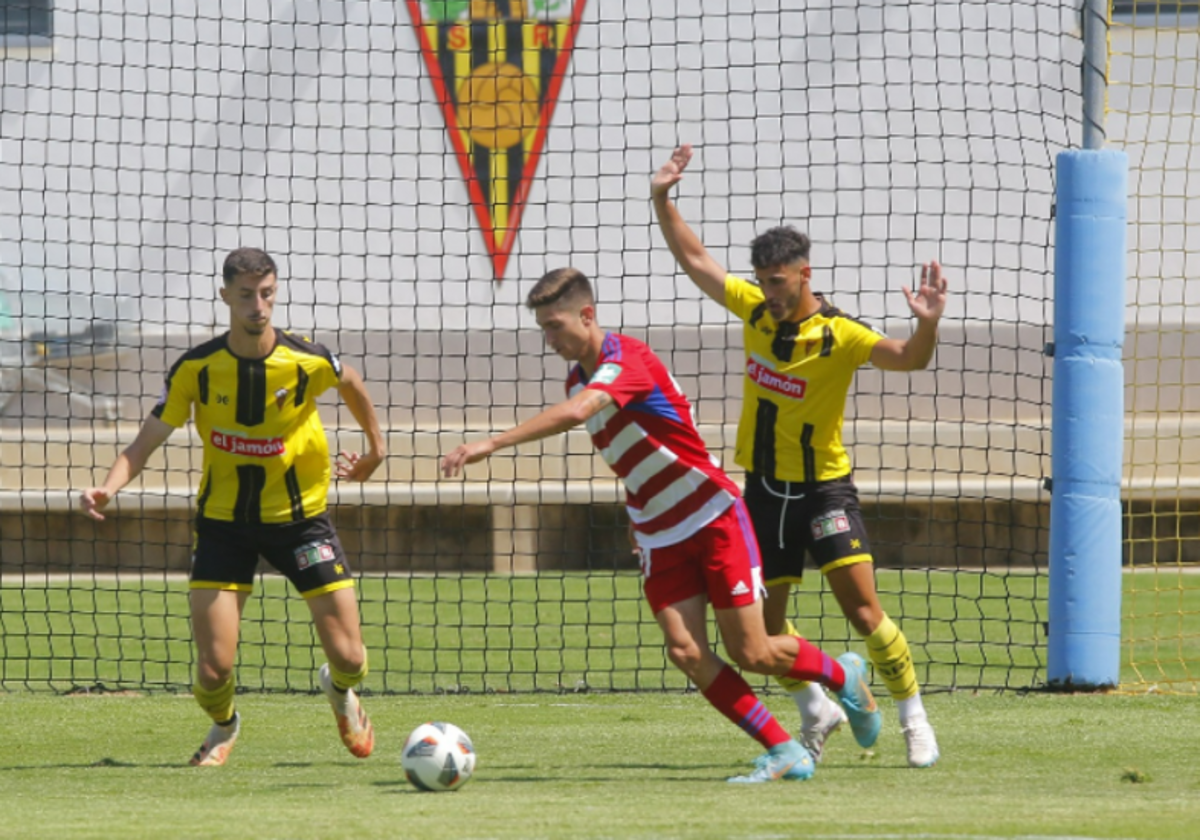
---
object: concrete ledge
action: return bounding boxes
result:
[4,416,1196,492]
[8,474,1200,515]
[2,480,1197,573]
[2,416,1196,572]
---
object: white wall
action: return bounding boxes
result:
[1,0,1090,337]
[1109,26,1200,323]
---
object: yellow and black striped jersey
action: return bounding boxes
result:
[725,274,883,483]
[152,331,343,524]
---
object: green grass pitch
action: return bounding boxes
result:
[0,692,1197,839]
[1,570,1198,837]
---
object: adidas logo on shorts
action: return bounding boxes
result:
[730,580,751,597]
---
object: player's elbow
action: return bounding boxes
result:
[909,350,935,371]
[881,347,931,373]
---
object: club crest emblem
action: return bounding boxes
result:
[407,0,588,281]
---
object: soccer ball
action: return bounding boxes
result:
[401,722,476,792]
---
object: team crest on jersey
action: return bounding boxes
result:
[274,387,289,410]
[295,541,337,570]
[406,0,588,281]
[591,363,622,385]
[811,509,851,541]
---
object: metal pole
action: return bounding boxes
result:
[1082,0,1109,149]
[1047,0,1126,688]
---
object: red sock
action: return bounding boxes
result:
[785,638,846,691]
[701,665,790,750]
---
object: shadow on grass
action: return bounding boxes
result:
[369,762,752,791]
[0,757,181,771]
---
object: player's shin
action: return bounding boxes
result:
[782,635,846,690]
[864,613,919,704]
[864,614,938,765]
[701,664,791,750]
[773,621,829,716]
[327,650,369,693]
[190,676,240,767]
[193,675,236,724]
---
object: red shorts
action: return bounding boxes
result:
[640,499,765,614]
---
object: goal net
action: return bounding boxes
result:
[1108,0,1200,694]
[1,0,1088,693]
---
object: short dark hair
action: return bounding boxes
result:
[526,267,595,310]
[222,248,278,285]
[750,226,811,270]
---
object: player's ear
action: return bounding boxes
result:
[218,284,230,306]
[579,303,596,326]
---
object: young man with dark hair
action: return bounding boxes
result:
[80,247,386,766]
[652,145,948,768]
[442,266,881,784]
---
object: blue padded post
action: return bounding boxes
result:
[1048,149,1128,689]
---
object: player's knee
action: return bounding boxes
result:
[196,660,233,689]
[328,645,366,676]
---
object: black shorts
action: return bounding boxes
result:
[190,513,355,599]
[743,473,873,586]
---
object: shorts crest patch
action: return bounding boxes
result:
[811,509,851,541]
[295,541,337,570]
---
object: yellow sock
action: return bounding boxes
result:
[864,613,919,701]
[773,620,811,693]
[329,649,369,692]
[193,675,236,723]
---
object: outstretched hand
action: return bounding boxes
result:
[335,449,384,482]
[903,260,949,323]
[79,487,112,521]
[441,440,497,479]
[651,144,694,199]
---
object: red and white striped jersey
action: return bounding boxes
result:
[567,332,740,549]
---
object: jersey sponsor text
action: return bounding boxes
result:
[211,430,286,458]
[747,356,807,400]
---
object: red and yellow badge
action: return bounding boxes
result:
[406,0,588,281]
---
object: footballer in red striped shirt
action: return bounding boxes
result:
[441,268,879,782]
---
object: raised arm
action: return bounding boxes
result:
[334,362,387,482]
[651,145,729,305]
[79,415,176,520]
[870,260,950,372]
[441,388,615,478]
